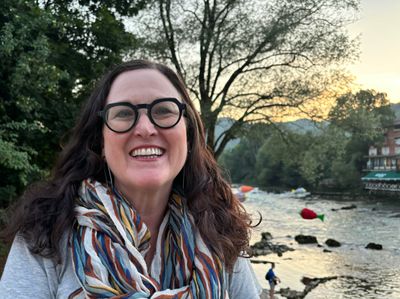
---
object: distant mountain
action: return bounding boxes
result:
[278,118,325,134]
[215,118,240,150]
[215,117,323,151]
[216,104,400,152]
[391,103,400,118]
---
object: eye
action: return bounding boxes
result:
[153,106,174,116]
[108,107,135,120]
[152,102,179,118]
[116,109,134,118]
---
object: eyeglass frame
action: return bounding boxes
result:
[97,97,187,133]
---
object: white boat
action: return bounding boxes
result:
[288,187,310,198]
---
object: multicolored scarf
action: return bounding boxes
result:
[70,179,227,298]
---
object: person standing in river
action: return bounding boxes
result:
[265,263,280,299]
[0,59,261,298]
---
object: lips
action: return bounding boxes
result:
[129,147,164,157]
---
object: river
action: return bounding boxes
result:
[244,191,400,299]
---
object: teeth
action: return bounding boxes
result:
[131,147,162,157]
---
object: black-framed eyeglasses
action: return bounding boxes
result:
[98,97,186,133]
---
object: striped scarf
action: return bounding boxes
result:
[70,179,227,298]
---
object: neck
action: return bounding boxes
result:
[120,186,171,267]
[116,183,171,233]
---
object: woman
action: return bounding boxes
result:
[0,60,261,298]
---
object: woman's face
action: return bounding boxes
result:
[103,69,188,195]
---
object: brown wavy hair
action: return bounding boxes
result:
[2,60,251,272]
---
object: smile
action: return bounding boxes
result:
[129,147,163,158]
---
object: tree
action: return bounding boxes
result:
[133,0,359,157]
[328,89,394,140]
[256,130,312,189]
[328,89,395,172]
[0,0,147,205]
[299,126,348,188]
[219,122,271,184]
[300,89,395,190]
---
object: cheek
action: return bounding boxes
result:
[103,129,125,157]
[166,124,188,159]
[179,124,188,151]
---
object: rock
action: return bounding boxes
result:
[323,249,332,253]
[279,287,304,299]
[295,234,318,244]
[250,259,273,264]
[341,204,357,210]
[332,204,357,212]
[275,276,347,299]
[251,246,293,257]
[261,232,273,241]
[251,232,294,256]
[325,238,341,247]
[365,243,383,250]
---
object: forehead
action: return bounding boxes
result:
[106,69,181,104]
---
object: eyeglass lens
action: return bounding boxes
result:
[105,99,182,132]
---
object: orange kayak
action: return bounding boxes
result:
[240,185,254,193]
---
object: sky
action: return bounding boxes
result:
[347,0,400,103]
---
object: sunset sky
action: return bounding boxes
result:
[347,0,400,103]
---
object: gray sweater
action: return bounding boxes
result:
[0,235,261,298]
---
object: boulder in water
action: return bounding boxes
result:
[365,243,383,250]
[325,238,341,247]
[295,234,318,244]
[261,232,273,241]
[251,232,294,256]
[341,204,357,210]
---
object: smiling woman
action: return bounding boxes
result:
[0,60,261,298]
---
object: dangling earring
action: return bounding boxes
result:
[107,164,114,189]
[103,156,114,190]
[182,166,186,191]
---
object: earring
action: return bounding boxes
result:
[107,164,114,189]
[103,160,114,190]
[182,165,186,192]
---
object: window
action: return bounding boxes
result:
[369,147,377,156]
[382,147,389,155]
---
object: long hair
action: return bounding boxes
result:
[2,60,251,271]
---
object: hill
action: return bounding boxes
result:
[392,103,400,118]
[216,103,400,152]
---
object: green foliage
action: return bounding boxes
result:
[220,90,395,191]
[299,126,348,188]
[255,131,312,189]
[0,0,147,206]
[329,90,395,175]
[219,123,271,184]
[220,124,312,189]
[329,90,395,141]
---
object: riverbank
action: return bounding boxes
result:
[245,192,400,298]
[311,190,400,200]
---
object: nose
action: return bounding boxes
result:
[132,109,157,137]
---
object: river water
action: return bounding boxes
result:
[244,191,400,299]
